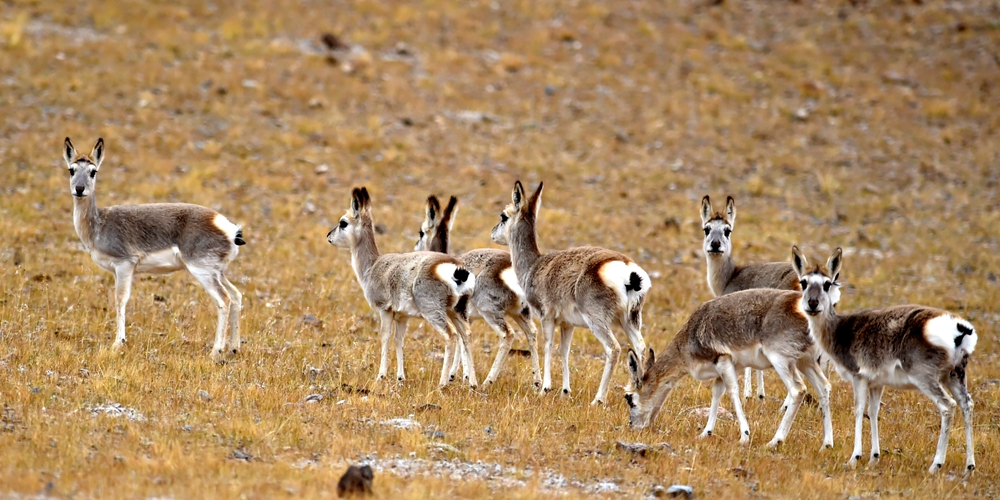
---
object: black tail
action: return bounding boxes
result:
[453,268,470,285]
[625,271,642,293]
[955,323,973,348]
[234,228,246,246]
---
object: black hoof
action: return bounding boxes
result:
[873,453,879,459]
[562,388,569,395]
[968,464,975,471]
[759,395,765,400]
[706,430,712,436]
[744,430,749,436]
[854,455,862,461]
[397,376,404,381]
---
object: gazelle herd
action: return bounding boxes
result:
[63,137,978,475]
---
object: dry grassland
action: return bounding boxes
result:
[1,0,999,498]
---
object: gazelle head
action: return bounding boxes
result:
[491,180,542,245]
[414,195,458,252]
[792,246,843,316]
[63,137,104,198]
[700,195,735,258]
[327,187,372,249]
[624,348,677,429]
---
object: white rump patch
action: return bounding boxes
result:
[597,261,651,308]
[924,314,977,364]
[434,262,476,296]
[213,213,241,242]
[499,267,525,299]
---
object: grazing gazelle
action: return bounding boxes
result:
[415,195,541,388]
[700,195,801,401]
[491,181,650,405]
[63,137,245,360]
[623,287,833,449]
[793,246,976,474]
[327,187,478,388]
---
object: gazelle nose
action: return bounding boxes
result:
[808,298,819,310]
[710,240,721,250]
[75,186,85,195]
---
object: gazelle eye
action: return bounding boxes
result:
[723,228,731,238]
[823,281,832,292]
[500,213,508,223]
[89,170,97,178]
[418,229,424,238]
[624,394,635,408]
[68,168,76,176]
[703,227,710,236]
[799,280,807,290]
[339,219,348,229]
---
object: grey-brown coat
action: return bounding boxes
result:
[624,287,832,449]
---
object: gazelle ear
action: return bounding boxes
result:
[827,247,843,282]
[441,196,458,230]
[91,138,105,168]
[528,182,544,215]
[644,348,656,373]
[512,181,525,207]
[351,187,363,216]
[725,196,736,226]
[792,245,809,277]
[359,187,372,212]
[63,137,76,166]
[700,196,712,225]
[425,196,440,225]
[627,349,643,388]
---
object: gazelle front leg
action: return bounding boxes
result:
[700,378,727,438]
[482,315,513,387]
[558,322,576,396]
[584,318,619,405]
[375,310,393,381]
[742,367,753,401]
[449,312,478,388]
[867,385,884,465]
[512,313,542,389]
[756,369,766,400]
[848,376,870,468]
[111,261,136,350]
[540,317,557,393]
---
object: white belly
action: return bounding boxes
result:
[863,360,919,390]
[729,346,773,371]
[135,247,185,274]
[554,303,588,328]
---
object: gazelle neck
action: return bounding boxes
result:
[804,307,841,353]
[351,220,381,284]
[430,227,449,254]
[705,251,735,296]
[509,214,541,286]
[72,192,100,250]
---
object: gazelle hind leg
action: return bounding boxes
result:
[393,316,408,381]
[700,378,726,438]
[558,322,575,396]
[482,314,513,387]
[221,274,242,354]
[512,312,542,389]
[717,357,750,444]
[540,317,556,393]
[848,376,870,468]
[915,379,956,474]
[448,311,477,388]
[742,367,753,401]
[111,262,136,350]
[188,265,231,360]
[448,333,464,382]
[798,357,834,449]
[423,313,456,388]
[764,355,806,448]
[944,367,976,473]
[756,369,766,400]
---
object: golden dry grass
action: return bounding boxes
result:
[1,0,999,498]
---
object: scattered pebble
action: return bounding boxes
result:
[380,418,421,430]
[197,389,211,401]
[305,394,323,403]
[666,485,693,498]
[87,403,146,422]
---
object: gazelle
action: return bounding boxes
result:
[794,246,977,474]
[63,137,244,360]
[327,187,478,388]
[415,195,541,388]
[623,287,833,449]
[700,195,801,401]
[491,181,650,405]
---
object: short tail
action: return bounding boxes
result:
[955,321,977,357]
[453,267,475,295]
[625,272,643,293]
[234,228,246,246]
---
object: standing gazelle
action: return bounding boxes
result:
[793,246,977,474]
[700,195,801,401]
[415,195,541,388]
[491,181,650,405]
[327,187,478,388]
[63,138,245,360]
[623,287,833,449]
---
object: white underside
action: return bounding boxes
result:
[690,346,772,381]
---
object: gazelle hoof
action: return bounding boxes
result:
[698,430,712,439]
[590,398,605,406]
[210,349,224,361]
[397,376,405,382]
[765,439,783,449]
[562,388,570,395]
[966,464,976,475]
[929,462,943,474]
[848,456,861,468]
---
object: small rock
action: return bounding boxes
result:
[197,389,211,401]
[484,426,496,436]
[305,394,323,403]
[544,85,556,96]
[78,368,90,378]
[793,108,809,121]
[424,429,445,439]
[374,224,387,235]
[230,449,252,461]
[300,314,323,328]
[182,425,193,432]
[616,441,650,456]
[30,387,40,394]
[416,403,441,412]
[990,272,998,283]
[302,201,317,214]
[321,33,348,51]
[314,164,329,174]
[337,464,373,497]
[666,484,693,498]
[380,418,421,430]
